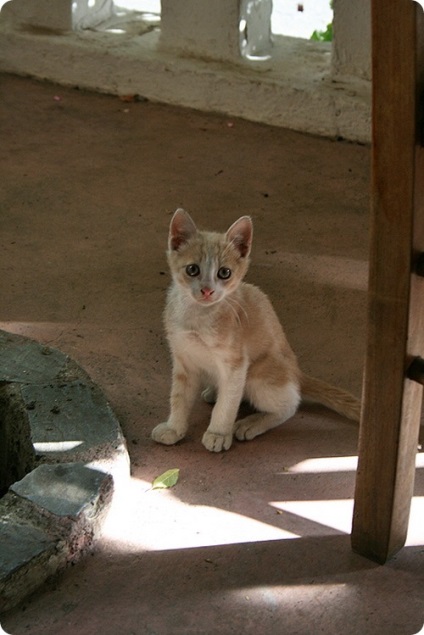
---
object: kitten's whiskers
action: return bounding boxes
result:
[225,295,249,327]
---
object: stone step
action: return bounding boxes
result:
[0,330,130,612]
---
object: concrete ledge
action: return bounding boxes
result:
[0,330,130,613]
[0,25,371,143]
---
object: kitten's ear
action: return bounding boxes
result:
[169,208,197,251]
[226,216,253,258]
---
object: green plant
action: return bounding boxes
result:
[310,22,333,42]
[310,1,333,42]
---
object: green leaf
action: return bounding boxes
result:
[310,23,333,42]
[152,468,180,490]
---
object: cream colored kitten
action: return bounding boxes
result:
[152,209,360,452]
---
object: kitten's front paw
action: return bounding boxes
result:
[152,423,184,446]
[202,430,233,452]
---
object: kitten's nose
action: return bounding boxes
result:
[201,287,215,299]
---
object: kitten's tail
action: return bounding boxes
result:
[300,373,361,422]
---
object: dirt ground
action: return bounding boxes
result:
[0,73,423,635]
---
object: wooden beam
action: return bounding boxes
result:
[351,0,424,563]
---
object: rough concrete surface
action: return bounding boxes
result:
[0,73,423,635]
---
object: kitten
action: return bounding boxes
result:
[152,209,360,452]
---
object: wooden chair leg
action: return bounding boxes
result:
[351,0,424,564]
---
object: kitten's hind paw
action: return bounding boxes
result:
[202,430,233,452]
[152,423,184,446]
[235,412,280,441]
[235,420,262,441]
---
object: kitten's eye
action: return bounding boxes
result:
[217,267,232,280]
[186,263,200,277]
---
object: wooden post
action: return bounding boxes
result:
[351,0,424,563]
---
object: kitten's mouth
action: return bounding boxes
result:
[198,296,217,304]
[196,293,220,305]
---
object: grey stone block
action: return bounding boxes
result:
[0,520,56,579]
[21,380,126,464]
[11,463,113,520]
[0,331,67,384]
[0,518,60,613]
[0,464,114,612]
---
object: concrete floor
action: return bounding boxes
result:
[0,73,423,635]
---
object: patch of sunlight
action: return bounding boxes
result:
[0,621,11,635]
[270,494,424,547]
[101,477,299,553]
[231,581,349,608]
[416,452,424,468]
[406,497,424,547]
[33,441,84,452]
[285,452,424,474]
[115,0,160,12]
[270,499,353,534]
[0,321,72,339]
[287,455,358,474]
[290,449,424,475]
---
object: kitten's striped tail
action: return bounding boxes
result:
[300,373,361,422]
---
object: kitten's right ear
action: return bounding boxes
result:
[169,208,197,251]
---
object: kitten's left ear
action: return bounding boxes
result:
[226,216,253,258]
[169,208,197,251]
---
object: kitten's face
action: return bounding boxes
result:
[167,209,252,307]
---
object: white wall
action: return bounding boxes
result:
[332,0,371,81]
[0,0,371,142]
